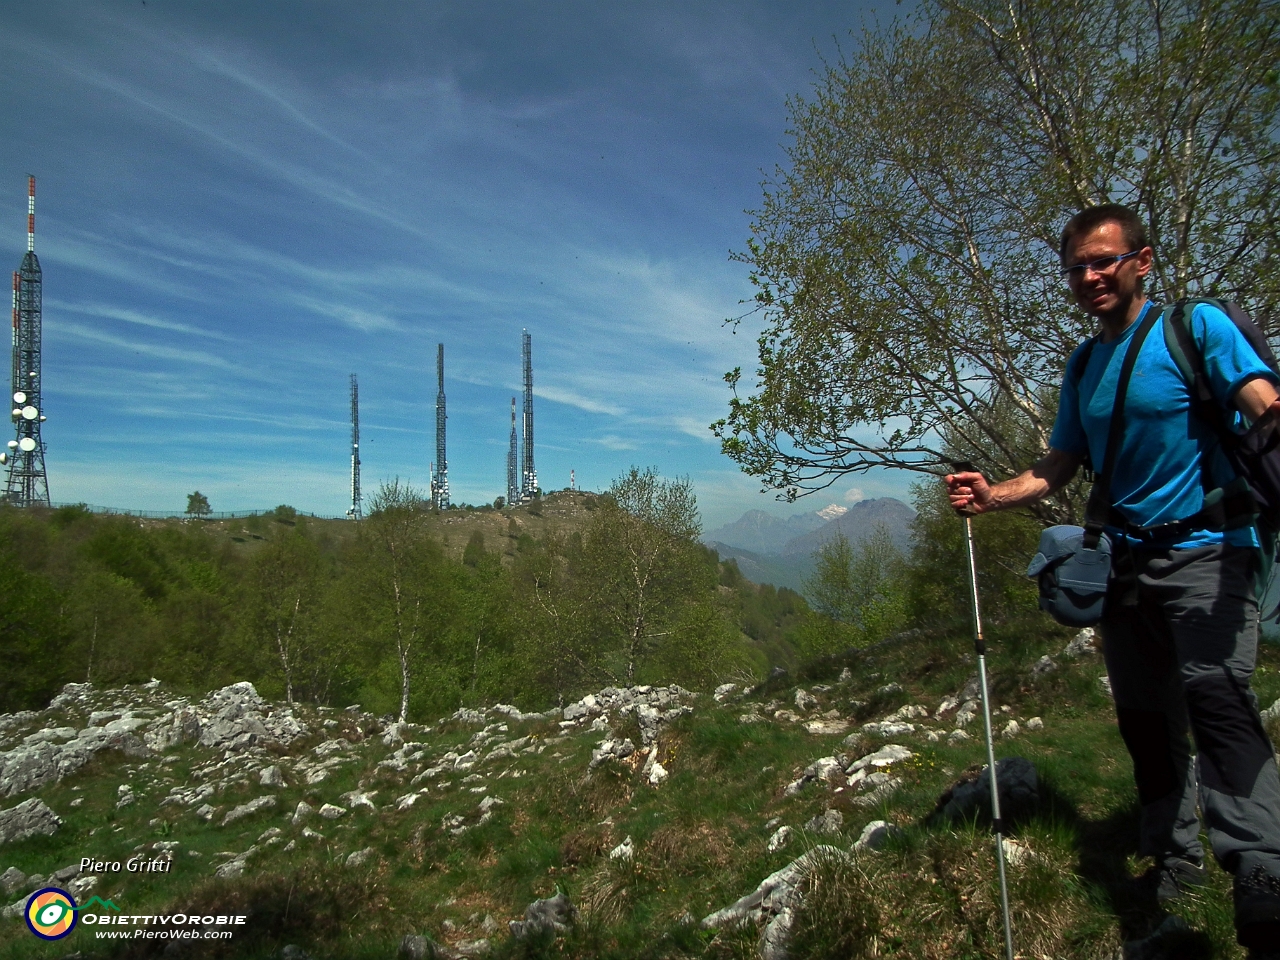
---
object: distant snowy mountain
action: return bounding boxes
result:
[780,497,915,558]
[703,498,916,594]
[701,509,826,556]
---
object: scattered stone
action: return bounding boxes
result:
[948,729,971,743]
[847,743,912,775]
[346,847,376,868]
[935,757,1039,824]
[453,939,490,958]
[0,798,61,843]
[1261,699,1280,723]
[802,718,850,736]
[861,721,914,737]
[195,803,216,821]
[877,682,902,696]
[1000,837,1033,867]
[302,827,324,840]
[116,785,135,808]
[318,804,346,820]
[1100,676,1113,696]
[954,701,980,727]
[259,765,286,788]
[1062,627,1097,659]
[713,683,737,702]
[339,790,378,813]
[1000,720,1021,739]
[767,825,792,852]
[291,801,313,824]
[804,808,843,836]
[399,934,440,960]
[1026,717,1044,731]
[281,945,313,960]
[609,836,634,861]
[853,820,902,851]
[1,866,25,894]
[885,704,928,722]
[702,845,845,960]
[648,761,668,786]
[588,738,635,770]
[510,889,577,938]
[838,668,852,683]
[1031,655,1057,676]
[935,695,961,717]
[220,796,277,827]
[794,690,818,713]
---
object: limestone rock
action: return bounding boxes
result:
[861,721,914,737]
[259,765,286,788]
[804,808,843,836]
[509,889,577,939]
[346,847,376,868]
[399,934,440,960]
[794,689,818,712]
[220,796,277,827]
[802,718,850,736]
[609,836,634,861]
[1062,627,1098,658]
[853,819,902,851]
[319,804,346,820]
[767,825,792,852]
[1031,655,1057,676]
[0,798,61,844]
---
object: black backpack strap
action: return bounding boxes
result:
[1082,307,1162,548]
[1069,336,1100,480]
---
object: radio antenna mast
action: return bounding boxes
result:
[520,330,536,500]
[346,374,361,519]
[433,343,449,509]
[4,176,50,507]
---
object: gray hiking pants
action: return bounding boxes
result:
[1099,542,1280,895]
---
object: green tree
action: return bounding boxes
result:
[243,530,322,703]
[186,491,211,518]
[801,525,908,657]
[578,467,725,685]
[714,0,1280,525]
[359,479,438,721]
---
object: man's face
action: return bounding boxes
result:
[1062,220,1152,319]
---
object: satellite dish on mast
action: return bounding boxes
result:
[21,405,38,420]
[12,391,25,404]
[19,437,36,452]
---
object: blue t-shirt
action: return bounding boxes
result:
[1050,300,1276,547]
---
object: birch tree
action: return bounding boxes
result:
[715,0,1279,524]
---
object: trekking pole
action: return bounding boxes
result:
[952,464,1015,960]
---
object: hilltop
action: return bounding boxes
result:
[3,619,1278,959]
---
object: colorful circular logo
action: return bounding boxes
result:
[25,887,78,940]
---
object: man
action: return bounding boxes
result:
[946,204,1280,954]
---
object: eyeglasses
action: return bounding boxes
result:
[1060,250,1142,280]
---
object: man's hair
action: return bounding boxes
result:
[1059,204,1149,259]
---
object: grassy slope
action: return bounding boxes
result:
[174,492,601,568]
[3,620,1280,960]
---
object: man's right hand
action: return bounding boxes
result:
[945,471,992,515]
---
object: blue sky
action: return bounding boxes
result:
[0,1,916,530]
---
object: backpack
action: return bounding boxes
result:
[1068,297,1280,536]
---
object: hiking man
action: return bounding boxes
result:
[945,204,1280,954]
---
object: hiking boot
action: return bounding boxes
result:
[1135,859,1207,904]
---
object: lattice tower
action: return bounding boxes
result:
[521,329,536,499]
[434,343,449,509]
[5,177,49,507]
[347,374,361,519]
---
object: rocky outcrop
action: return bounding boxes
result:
[0,798,61,844]
[0,681,309,799]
